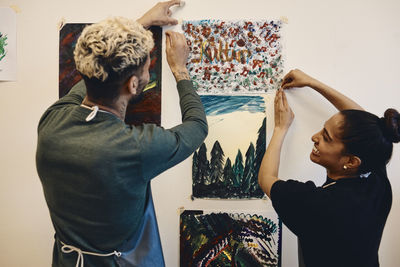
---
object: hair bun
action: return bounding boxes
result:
[381,108,400,143]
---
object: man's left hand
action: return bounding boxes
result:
[137,0,182,28]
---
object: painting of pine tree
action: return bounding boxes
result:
[192,95,267,199]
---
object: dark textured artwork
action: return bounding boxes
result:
[192,95,266,199]
[180,210,282,267]
[59,24,162,126]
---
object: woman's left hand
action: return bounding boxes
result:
[274,89,294,132]
[137,0,182,28]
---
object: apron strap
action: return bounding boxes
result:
[60,240,121,267]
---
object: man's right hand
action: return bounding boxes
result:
[165,31,190,82]
[137,0,182,28]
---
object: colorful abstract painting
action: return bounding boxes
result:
[0,7,17,81]
[182,20,283,94]
[192,95,266,199]
[59,24,162,126]
[180,210,282,267]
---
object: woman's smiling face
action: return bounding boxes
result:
[310,113,351,176]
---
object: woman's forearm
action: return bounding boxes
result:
[308,78,364,111]
[281,69,364,111]
[258,128,287,198]
[259,89,293,197]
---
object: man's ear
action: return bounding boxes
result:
[127,75,139,95]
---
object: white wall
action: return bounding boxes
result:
[0,0,399,266]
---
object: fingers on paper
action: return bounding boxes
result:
[166,0,181,8]
[281,77,294,89]
[281,70,295,89]
[168,18,179,25]
[166,31,185,47]
[166,31,172,48]
[281,89,288,108]
[275,89,284,109]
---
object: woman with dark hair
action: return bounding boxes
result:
[258,69,399,267]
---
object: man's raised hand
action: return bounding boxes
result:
[137,0,182,28]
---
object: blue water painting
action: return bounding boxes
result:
[200,95,265,116]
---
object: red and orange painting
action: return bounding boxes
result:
[59,24,162,126]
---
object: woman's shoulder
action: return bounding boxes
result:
[363,166,391,190]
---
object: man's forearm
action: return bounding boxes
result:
[172,68,190,82]
[177,80,207,127]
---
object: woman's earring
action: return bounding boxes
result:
[343,165,348,170]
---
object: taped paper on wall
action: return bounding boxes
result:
[0,7,17,81]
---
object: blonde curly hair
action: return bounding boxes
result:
[74,17,154,82]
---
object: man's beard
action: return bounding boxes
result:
[129,91,144,105]
[128,78,147,105]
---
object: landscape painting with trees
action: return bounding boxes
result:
[192,95,266,199]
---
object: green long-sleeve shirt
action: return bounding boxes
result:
[36,80,207,266]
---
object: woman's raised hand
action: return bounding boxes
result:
[281,69,316,90]
[274,89,294,131]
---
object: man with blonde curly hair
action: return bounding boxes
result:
[36,1,207,266]
[73,16,155,111]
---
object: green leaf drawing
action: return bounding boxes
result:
[0,32,8,62]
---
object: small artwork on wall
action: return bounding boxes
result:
[0,7,17,81]
[182,19,283,94]
[180,210,282,267]
[192,95,266,199]
[59,23,162,126]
